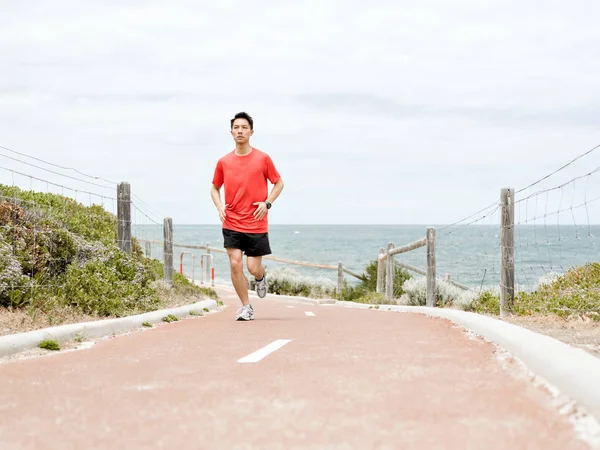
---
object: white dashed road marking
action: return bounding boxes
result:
[305,312,315,317]
[237,339,293,363]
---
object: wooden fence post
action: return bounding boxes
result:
[385,242,394,301]
[500,188,515,318]
[337,262,343,300]
[376,247,385,293]
[163,217,173,287]
[426,227,436,307]
[117,182,131,255]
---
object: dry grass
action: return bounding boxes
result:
[0,305,97,336]
[507,314,600,358]
[0,289,212,336]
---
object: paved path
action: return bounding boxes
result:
[0,285,593,449]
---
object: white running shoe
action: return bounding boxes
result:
[255,276,268,298]
[235,304,254,321]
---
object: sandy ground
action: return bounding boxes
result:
[0,305,99,336]
[507,315,600,358]
[0,291,216,336]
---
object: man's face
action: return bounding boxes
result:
[231,118,253,144]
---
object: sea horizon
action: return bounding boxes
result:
[134,223,599,292]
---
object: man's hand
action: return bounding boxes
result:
[218,204,228,222]
[253,202,268,220]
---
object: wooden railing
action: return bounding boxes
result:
[376,228,436,306]
[136,238,366,298]
[137,224,471,304]
[376,227,470,306]
[116,184,519,314]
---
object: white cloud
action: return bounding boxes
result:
[0,0,598,226]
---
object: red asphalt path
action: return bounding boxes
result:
[0,285,593,449]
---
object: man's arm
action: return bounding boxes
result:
[253,178,284,220]
[266,178,284,205]
[210,184,222,208]
[211,184,227,222]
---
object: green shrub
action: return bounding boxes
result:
[358,259,412,296]
[469,290,501,315]
[459,263,600,321]
[60,247,162,317]
[341,281,368,302]
[340,260,411,303]
[243,261,411,304]
[172,271,218,299]
[0,239,34,307]
[0,186,117,246]
[343,290,387,304]
[0,184,217,316]
[513,263,600,320]
[39,339,60,351]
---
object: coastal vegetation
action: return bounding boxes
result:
[0,185,217,332]
[2,182,596,335]
[248,260,412,305]
[251,258,600,321]
[462,263,600,321]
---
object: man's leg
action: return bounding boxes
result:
[247,256,264,281]
[227,248,250,306]
[246,232,271,298]
[223,229,254,320]
[227,248,254,321]
[247,255,268,298]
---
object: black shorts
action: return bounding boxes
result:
[222,228,272,257]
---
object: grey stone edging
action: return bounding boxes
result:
[336,301,600,422]
[0,299,219,358]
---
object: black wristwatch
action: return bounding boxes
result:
[265,201,272,209]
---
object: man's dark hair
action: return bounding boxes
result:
[231,112,253,130]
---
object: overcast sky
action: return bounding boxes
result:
[1,0,599,226]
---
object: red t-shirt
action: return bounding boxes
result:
[212,147,281,233]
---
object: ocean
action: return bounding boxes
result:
[132,224,599,292]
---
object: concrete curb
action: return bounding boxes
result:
[336,301,600,422]
[0,299,219,358]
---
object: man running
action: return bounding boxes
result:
[210,112,284,321]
